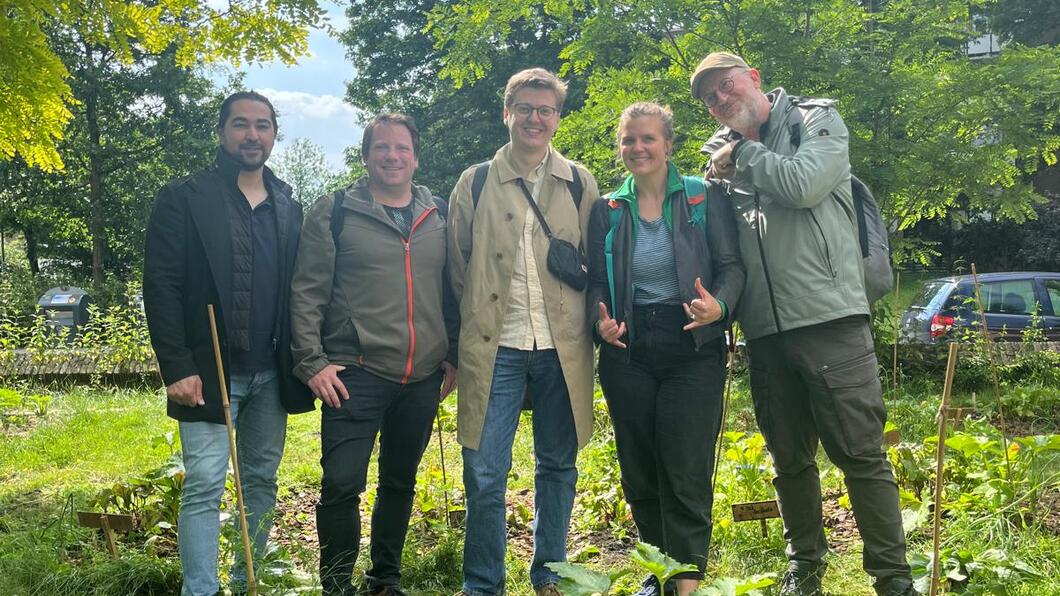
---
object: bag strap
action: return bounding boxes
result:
[471,161,491,210]
[331,191,447,250]
[472,159,583,211]
[514,178,554,239]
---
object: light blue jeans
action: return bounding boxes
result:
[177,368,288,596]
[462,347,579,595]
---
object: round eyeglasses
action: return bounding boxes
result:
[512,103,559,118]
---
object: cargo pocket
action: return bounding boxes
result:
[819,352,885,456]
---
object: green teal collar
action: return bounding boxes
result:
[608,161,683,202]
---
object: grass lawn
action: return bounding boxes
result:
[0,369,1058,595]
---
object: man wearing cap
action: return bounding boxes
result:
[690,53,916,596]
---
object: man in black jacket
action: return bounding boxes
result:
[144,91,313,596]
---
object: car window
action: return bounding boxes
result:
[1044,279,1060,316]
[911,282,948,309]
[980,280,1037,315]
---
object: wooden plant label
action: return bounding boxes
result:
[77,512,135,557]
[944,407,974,429]
[732,500,781,537]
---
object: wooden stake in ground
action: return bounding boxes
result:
[969,264,1015,488]
[892,271,901,391]
[207,305,257,596]
[712,325,737,496]
[435,410,452,527]
[930,342,959,596]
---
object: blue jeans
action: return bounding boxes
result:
[462,347,578,595]
[177,368,288,596]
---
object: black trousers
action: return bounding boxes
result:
[747,315,910,584]
[317,365,442,595]
[599,304,726,579]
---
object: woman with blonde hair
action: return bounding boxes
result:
[586,102,744,595]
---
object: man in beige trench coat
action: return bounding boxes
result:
[447,68,600,596]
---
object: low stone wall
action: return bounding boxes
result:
[0,348,158,377]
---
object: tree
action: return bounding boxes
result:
[341,0,581,194]
[1,28,221,290]
[1,0,325,172]
[423,0,1060,261]
[271,138,358,206]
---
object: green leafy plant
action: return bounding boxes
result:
[910,547,1044,595]
[546,543,775,596]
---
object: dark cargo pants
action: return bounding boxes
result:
[746,315,911,584]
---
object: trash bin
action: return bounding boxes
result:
[38,286,92,338]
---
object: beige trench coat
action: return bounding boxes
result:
[447,144,600,450]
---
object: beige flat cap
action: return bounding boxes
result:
[690,52,750,98]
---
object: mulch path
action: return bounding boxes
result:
[821,491,861,554]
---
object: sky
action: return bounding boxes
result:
[210,2,362,170]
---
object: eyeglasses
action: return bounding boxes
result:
[700,76,737,108]
[512,103,559,119]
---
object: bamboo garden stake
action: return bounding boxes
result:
[930,342,959,596]
[207,305,257,596]
[969,264,1015,489]
[892,271,901,391]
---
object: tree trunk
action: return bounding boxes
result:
[84,43,106,291]
[24,226,40,274]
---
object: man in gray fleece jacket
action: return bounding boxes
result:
[692,52,916,596]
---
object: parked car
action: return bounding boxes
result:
[899,271,1060,344]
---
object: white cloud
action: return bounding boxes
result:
[257,89,362,169]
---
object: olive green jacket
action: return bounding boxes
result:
[447,144,600,450]
[290,178,455,385]
[702,88,868,340]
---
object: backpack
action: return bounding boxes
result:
[787,97,894,303]
[470,160,583,211]
[329,190,447,247]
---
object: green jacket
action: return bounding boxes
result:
[290,178,457,385]
[701,88,868,340]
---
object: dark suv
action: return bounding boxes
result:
[899,271,1060,344]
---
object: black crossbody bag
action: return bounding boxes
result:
[514,178,588,291]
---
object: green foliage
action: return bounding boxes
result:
[271,137,358,206]
[717,431,774,503]
[342,0,581,194]
[547,545,776,596]
[0,0,325,172]
[910,547,1045,595]
[421,0,1060,256]
[0,386,51,429]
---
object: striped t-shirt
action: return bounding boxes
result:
[632,216,681,305]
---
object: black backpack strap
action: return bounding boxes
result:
[566,160,583,209]
[474,159,582,211]
[329,191,345,247]
[850,176,871,258]
[433,195,448,219]
[471,161,491,210]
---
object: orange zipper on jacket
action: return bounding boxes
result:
[400,205,436,384]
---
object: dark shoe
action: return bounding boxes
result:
[632,575,677,596]
[778,563,826,596]
[535,583,561,596]
[874,576,920,596]
[370,587,408,596]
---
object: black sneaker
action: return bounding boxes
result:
[632,575,677,596]
[778,563,826,596]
